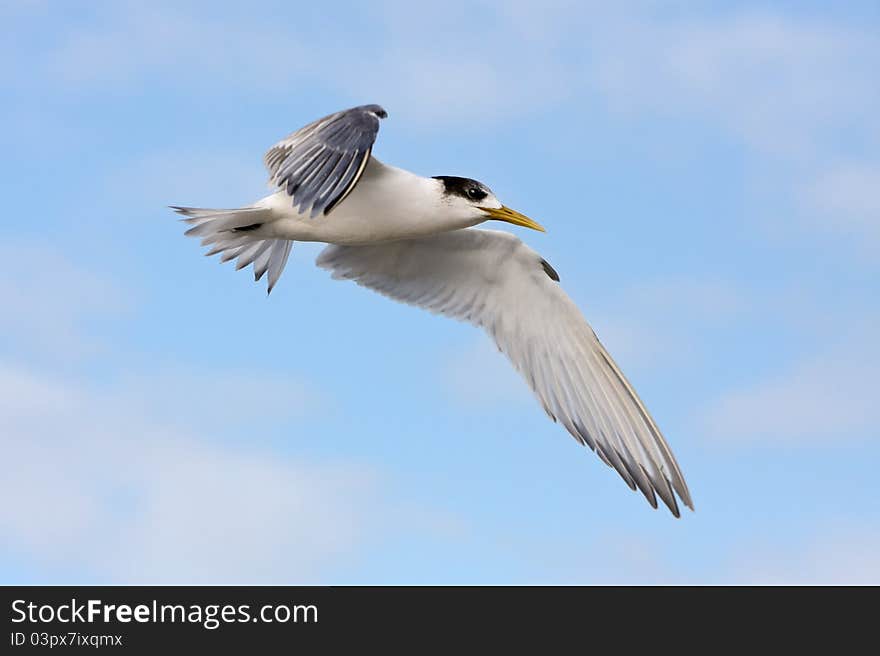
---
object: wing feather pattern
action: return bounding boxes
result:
[316,229,693,516]
[264,104,386,217]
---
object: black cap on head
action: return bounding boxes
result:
[432,176,490,202]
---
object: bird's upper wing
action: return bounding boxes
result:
[316,229,693,516]
[264,104,387,217]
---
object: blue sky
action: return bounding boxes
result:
[1,0,878,584]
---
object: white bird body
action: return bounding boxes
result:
[172,103,694,517]
[254,158,490,245]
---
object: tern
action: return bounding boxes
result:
[172,104,694,517]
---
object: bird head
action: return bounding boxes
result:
[431,176,545,232]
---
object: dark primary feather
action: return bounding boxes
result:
[541,258,560,282]
[264,104,386,218]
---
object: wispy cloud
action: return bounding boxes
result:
[800,164,880,253]
[733,524,880,584]
[45,2,311,90]
[587,10,880,255]
[15,3,880,144]
[589,12,880,159]
[0,361,379,583]
[528,522,880,584]
[0,244,130,361]
[15,0,576,127]
[700,317,880,444]
[0,243,375,583]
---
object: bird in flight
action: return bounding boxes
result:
[171,104,693,517]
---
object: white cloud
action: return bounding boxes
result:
[0,243,433,583]
[500,513,880,584]
[21,1,880,166]
[0,361,379,583]
[332,0,575,126]
[46,3,311,90]
[585,10,880,255]
[0,243,370,582]
[16,2,880,145]
[801,164,880,252]
[26,0,575,128]
[590,12,880,159]
[700,319,880,444]
[0,244,130,361]
[733,525,880,584]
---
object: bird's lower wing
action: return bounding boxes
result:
[316,229,693,516]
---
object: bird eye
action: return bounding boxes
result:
[467,187,486,201]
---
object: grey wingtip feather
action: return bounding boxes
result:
[267,105,381,217]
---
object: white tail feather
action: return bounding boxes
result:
[171,206,293,293]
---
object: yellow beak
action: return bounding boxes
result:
[480,206,545,232]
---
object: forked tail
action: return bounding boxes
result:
[171,206,293,293]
